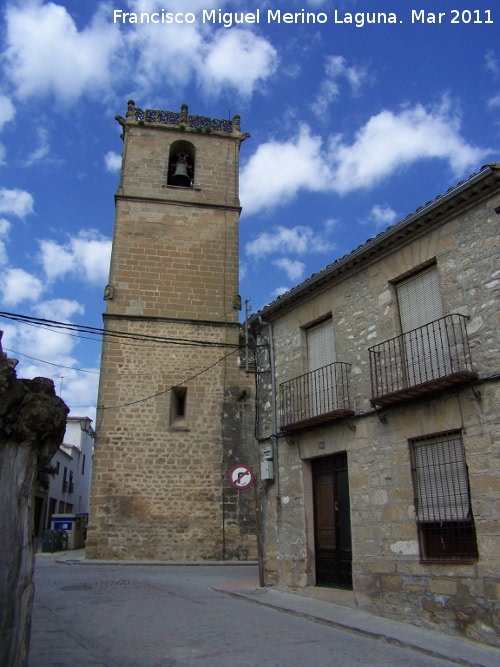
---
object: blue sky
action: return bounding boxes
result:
[0,0,498,421]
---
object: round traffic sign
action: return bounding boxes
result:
[229,464,255,489]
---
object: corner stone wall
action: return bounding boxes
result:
[87,318,256,561]
[254,187,500,646]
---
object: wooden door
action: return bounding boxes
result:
[313,453,352,588]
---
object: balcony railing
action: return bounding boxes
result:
[280,362,354,433]
[36,471,50,491]
[369,314,477,407]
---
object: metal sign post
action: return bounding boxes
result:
[229,465,264,587]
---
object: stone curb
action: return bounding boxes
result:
[44,549,258,567]
[215,587,500,667]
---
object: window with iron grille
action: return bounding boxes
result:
[409,431,478,562]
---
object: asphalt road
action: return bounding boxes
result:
[29,554,494,667]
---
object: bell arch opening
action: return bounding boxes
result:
[168,140,195,187]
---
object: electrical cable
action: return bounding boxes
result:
[4,348,99,374]
[98,348,239,410]
[0,310,242,349]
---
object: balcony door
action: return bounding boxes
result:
[307,319,336,417]
[397,267,451,385]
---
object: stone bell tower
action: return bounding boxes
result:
[87,102,256,561]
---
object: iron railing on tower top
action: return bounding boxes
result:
[126,101,239,134]
[279,362,354,433]
[369,314,477,407]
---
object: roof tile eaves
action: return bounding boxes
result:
[252,163,499,319]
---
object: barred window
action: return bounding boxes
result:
[410,431,478,562]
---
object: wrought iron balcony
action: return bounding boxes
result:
[36,471,50,491]
[280,362,354,433]
[369,314,477,407]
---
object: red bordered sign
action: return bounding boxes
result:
[229,464,255,490]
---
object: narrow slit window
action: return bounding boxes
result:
[410,431,478,562]
[170,386,188,427]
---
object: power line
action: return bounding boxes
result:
[98,348,239,410]
[4,348,99,374]
[0,310,242,349]
[4,346,210,377]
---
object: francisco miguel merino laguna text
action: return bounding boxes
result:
[113,9,400,28]
[113,8,495,27]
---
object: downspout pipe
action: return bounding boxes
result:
[258,316,279,499]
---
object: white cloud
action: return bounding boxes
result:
[126,14,277,99]
[0,242,7,266]
[273,258,306,281]
[324,218,339,232]
[39,230,112,286]
[23,128,51,167]
[329,101,489,194]
[5,299,84,360]
[271,286,290,298]
[1,268,44,306]
[3,1,277,106]
[127,0,217,14]
[1,305,99,420]
[369,204,398,229]
[246,225,332,260]
[487,94,500,110]
[0,97,15,165]
[313,55,368,116]
[58,369,99,421]
[0,218,11,237]
[484,50,498,77]
[34,299,85,322]
[0,218,11,266]
[241,100,488,216]
[104,151,122,172]
[0,187,34,217]
[0,95,16,130]
[124,15,203,92]
[4,2,123,103]
[240,126,331,215]
[200,30,278,97]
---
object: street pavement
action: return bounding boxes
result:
[28,550,499,667]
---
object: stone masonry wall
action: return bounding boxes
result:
[87,318,255,560]
[88,107,256,561]
[255,186,500,645]
[120,126,240,205]
[107,198,240,322]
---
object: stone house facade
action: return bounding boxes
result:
[249,164,500,646]
[86,102,256,561]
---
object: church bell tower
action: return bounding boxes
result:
[87,102,255,561]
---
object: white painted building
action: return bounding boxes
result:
[43,416,94,529]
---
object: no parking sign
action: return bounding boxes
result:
[229,464,254,490]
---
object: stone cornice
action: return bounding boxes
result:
[103,312,241,330]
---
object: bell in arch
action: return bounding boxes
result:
[170,153,192,187]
